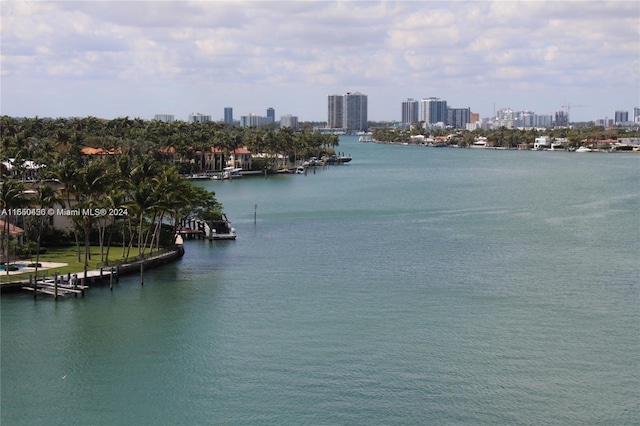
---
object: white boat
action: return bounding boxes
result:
[576,146,593,152]
[222,167,243,179]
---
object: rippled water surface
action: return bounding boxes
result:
[2,137,638,425]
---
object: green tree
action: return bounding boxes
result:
[1,179,28,273]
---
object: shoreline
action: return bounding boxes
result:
[363,139,639,152]
[0,243,185,294]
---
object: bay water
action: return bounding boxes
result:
[2,136,638,425]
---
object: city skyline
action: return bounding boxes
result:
[1,1,638,122]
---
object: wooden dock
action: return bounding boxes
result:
[21,267,117,299]
[23,282,89,298]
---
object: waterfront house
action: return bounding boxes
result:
[228,147,252,170]
[201,147,226,172]
[80,147,122,156]
[1,158,45,181]
[534,136,551,150]
[0,220,25,245]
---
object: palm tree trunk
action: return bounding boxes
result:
[34,216,44,280]
[137,214,144,256]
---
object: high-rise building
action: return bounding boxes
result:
[154,114,174,123]
[401,99,419,125]
[266,107,275,123]
[240,114,262,128]
[614,110,629,124]
[280,114,299,130]
[595,118,614,127]
[328,95,344,129]
[327,92,368,131]
[419,97,447,125]
[344,92,368,132]
[189,113,211,123]
[634,107,640,123]
[555,111,569,127]
[447,108,471,129]
[224,107,233,124]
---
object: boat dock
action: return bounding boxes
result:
[23,280,89,298]
[21,268,118,299]
[177,217,236,240]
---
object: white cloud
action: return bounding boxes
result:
[1,0,638,121]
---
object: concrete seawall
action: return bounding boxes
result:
[0,244,185,294]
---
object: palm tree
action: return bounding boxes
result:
[32,184,62,280]
[53,158,84,261]
[76,159,112,267]
[128,157,160,257]
[148,166,188,253]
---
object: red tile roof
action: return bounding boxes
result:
[0,220,25,235]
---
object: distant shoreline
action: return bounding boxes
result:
[364,140,638,153]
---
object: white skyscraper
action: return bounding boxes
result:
[419,97,447,125]
[280,114,299,130]
[189,113,211,123]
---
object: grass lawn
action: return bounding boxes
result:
[1,246,131,283]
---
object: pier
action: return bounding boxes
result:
[21,268,116,299]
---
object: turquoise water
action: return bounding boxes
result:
[2,137,639,425]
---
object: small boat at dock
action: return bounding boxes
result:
[325,154,352,164]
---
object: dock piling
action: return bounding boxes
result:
[54,271,59,300]
[30,274,36,299]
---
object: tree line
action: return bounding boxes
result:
[3,115,342,274]
[1,116,340,173]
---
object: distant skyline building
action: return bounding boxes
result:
[419,97,447,125]
[614,110,629,124]
[634,107,640,123]
[189,113,211,123]
[266,107,275,123]
[327,94,344,129]
[555,110,569,127]
[240,113,262,128]
[401,98,419,125]
[280,114,299,130]
[154,114,174,123]
[224,107,233,124]
[447,107,471,129]
[595,118,614,127]
[522,112,553,128]
[343,92,368,132]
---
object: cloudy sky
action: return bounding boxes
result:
[1,1,638,123]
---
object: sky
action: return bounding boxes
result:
[1,1,639,123]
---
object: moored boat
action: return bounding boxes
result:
[325,154,352,164]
